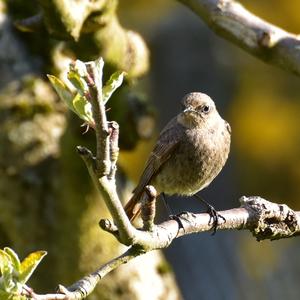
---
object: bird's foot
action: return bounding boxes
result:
[161,193,185,230]
[193,194,225,235]
[169,214,185,231]
[206,204,225,235]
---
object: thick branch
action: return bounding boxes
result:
[178,0,300,75]
[100,195,300,250]
[174,196,300,240]
[24,196,300,299]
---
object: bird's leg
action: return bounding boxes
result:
[161,193,173,215]
[194,194,225,235]
[162,193,184,230]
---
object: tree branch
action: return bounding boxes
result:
[40,57,300,299]
[76,146,136,245]
[177,0,300,76]
[24,247,142,300]
[85,61,110,176]
[23,195,300,300]
[174,196,300,240]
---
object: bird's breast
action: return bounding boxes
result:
[153,123,230,196]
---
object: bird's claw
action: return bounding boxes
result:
[206,204,225,235]
[169,214,185,231]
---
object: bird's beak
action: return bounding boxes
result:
[183,107,196,114]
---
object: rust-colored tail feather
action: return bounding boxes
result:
[124,189,144,221]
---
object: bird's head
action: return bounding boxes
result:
[178,92,221,128]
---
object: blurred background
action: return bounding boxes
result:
[1,0,300,299]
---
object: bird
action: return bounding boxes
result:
[124,92,231,221]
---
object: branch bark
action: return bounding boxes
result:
[177,0,300,76]
[24,195,300,300]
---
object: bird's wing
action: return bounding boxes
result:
[124,118,183,220]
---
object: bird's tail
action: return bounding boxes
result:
[124,188,143,221]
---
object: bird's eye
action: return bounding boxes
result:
[201,105,210,114]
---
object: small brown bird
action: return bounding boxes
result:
[124,92,231,221]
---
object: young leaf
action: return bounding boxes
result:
[102,71,125,104]
[0,250,15,293]
[71,60,88,78]
[47,75,76,113]
[4,248,20,273]
[72,93,94,123]
[67,69,89,96]
[19,251,47,285]
[0,250,12,276]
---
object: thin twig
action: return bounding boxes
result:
[77,146,136,245]
[141,185,157,231]
[108,121,119,180]
[85,62,110,176]
[25,248,143,300]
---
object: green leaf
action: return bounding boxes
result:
[47,75,76,113]
[67,69,88,96]
[0,250,12,276]
[67,60,90,96]
[72,93,94,123]
[49,58,124,123]
[70,60,88,78]
[3,249,20,273]
[19,251,47,284]
[0,250,15,293]
[102,71,125,104]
